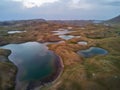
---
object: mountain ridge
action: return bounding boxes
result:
[107,15,120,23]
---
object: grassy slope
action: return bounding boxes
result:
[42,24,120,90]
[0,49,17,90]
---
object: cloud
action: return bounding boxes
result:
[9,0,120,9]
[67,0,120,9]
[0,0,120,20]
[103,0,120,6]
[68,0,93,9]
[12,0,59,8]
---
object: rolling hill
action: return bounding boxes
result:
[107,15,120,23]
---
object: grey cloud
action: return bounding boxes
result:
[104,1,120,6]
[0,0,120,21]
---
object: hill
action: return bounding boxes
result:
[0,19,46,26]
[107,15,120,23]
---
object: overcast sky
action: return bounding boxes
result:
[0,0,120,21]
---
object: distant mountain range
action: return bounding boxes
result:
[0,15,120,27]
[48,20,93,26]
[0,19,46,26]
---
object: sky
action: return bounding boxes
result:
[0,0,120,21]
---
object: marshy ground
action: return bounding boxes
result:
[0,20,120,90]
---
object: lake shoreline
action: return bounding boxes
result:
[1,41,64,90]
[0,49,17,90]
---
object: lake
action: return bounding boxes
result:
[0,42,62,90]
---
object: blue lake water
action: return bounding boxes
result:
[77,47,108,58]
[0,42,61,90]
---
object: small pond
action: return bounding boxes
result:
[78,41,88,45]
[52,29,80,40]
[8,30,26,34]
[44,41,65,45]
[59,35,75,40]
[0,42,61,90]
[77,47,108,58]
[52,29,74,35]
